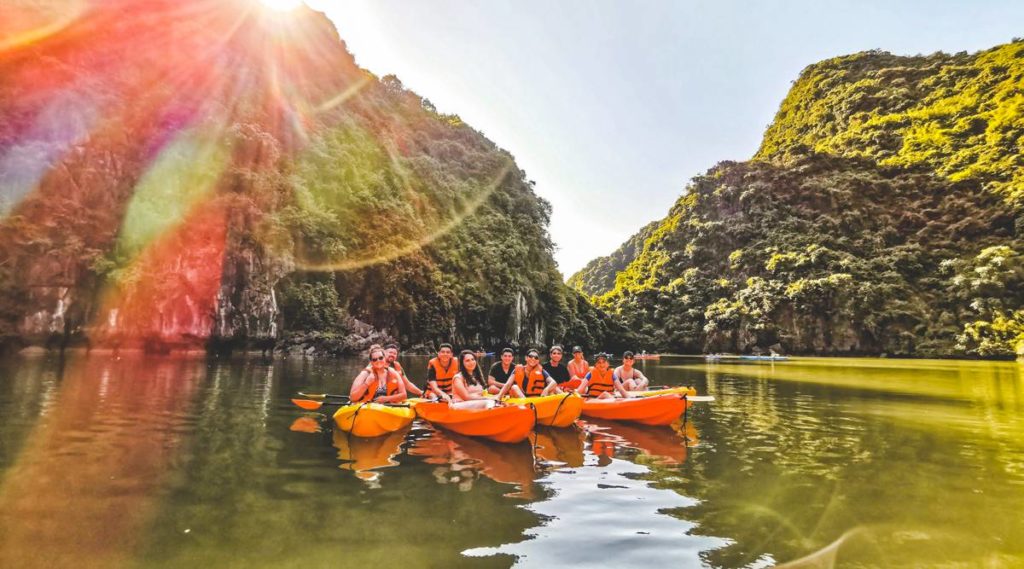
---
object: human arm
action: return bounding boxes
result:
[348,369,373,401]
[576,372,592,396]
[428,380,453,403]
[453,374,479,401]
[495,367,525,399]
[540,370,560,396]
[613,373,631,398]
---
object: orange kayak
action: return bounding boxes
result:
[414,401,536,444]
[499,393,584,428]
[580,393,689,426]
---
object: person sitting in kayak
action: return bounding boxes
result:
[487,347,517,394]
[614,351,650,391]
[452,350,491,402]
[350,346,408,403]
[425,343,458,403]
[543,344,571,387]
[385,343,422,397]
[567,346,590,384]
[496,349,560,398]
[578,353,630,399]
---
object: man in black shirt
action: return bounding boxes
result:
[542,344,571,386]
[487,347,517,394]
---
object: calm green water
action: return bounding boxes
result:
[0,354,1021,568]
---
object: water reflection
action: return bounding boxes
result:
[1,355,1021,568]
[583,419,697,467]
[409,426,538,499]
[333,426,408,483]
[0,355,202,569]
[466,419,730,568]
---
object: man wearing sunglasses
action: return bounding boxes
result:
[496,349,559,398]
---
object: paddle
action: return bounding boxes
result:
[684,395,715,403]
[298,392,350,401]
[291,396,416,410]
[292,398,336,410]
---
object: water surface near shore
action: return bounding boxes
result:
[0,354,1020,568]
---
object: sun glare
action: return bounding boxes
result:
[260,0,303,11]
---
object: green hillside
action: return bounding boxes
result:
[582,41,1024,356]
[0,0,630,353]
[568,221,658,297]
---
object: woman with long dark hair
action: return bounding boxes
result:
[452,349,490,404]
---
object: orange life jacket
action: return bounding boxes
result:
[568,358,590,379]
[356,369,401,402]
[428,357,458,395]
[585,367,615,398]
[514,364,548,396]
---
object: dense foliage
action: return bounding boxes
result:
[568,221,658,297]
[757,41,1024,206]
[0,1,631,353]
[579,41,1023,356]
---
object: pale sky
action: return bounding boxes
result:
[305,0,1024,277]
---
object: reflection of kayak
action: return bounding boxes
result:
[332,427,408,480]
[500,393,583,427]
[413,401,535,443]
[628,386,697,398]
[333,403,415,437]
[583,419,693,465]
[409,428,537,498]
[581,394,689,426]
[534,427,585,467]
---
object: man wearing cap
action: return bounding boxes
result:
[496,349,560,398]
[614,351,650,391]
[578,353,630,399]
[543,345,571,387]
[567,346,590,383]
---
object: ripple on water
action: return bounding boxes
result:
[464,456,731,568]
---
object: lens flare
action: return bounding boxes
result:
[260,0,303,11]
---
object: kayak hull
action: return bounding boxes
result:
[581,394,689,426]
[414,402,535,443]
[333,403,415,437]
[502,393,583,428]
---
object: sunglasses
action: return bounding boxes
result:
[370,355,385,362]
[526,354,539,359]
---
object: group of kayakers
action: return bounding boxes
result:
[350,343,652,405]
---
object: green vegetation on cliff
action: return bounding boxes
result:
[581,41,1023,356]
[568,221,658,297]
[0,1,630,353]
[757,42,1024,205]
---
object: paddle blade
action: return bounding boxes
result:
[292,398,324,410]
[685,395,715,403]
[562,379,582,390]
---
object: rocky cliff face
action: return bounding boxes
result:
[577,42,1023,356]
[0,0,630,354]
